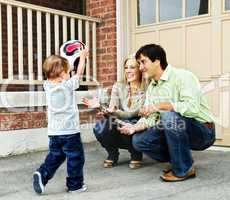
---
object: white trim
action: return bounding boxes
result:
[116,0,123,82]
[0,125,96,157]
[0,90,108,108]
[116,0,132,82]
[208,146,230,152]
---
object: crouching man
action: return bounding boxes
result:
[118,44,215,182]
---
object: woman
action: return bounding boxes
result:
[83,55,146,169]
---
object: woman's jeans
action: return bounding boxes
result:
[132,111,216,177]
[93,117,143,161]
[37,133,85,191]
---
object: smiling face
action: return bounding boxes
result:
[124,58,141,83]
[138,54,160,79]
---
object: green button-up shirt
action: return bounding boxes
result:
[139,65,214,127]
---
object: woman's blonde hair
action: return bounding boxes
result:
[43,55,69,79]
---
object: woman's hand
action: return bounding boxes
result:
[105,106,117,114]
[82,97,100,109]
[117,123,136,135]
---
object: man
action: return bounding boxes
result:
[118,44,215,182]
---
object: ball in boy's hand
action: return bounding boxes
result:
[60,40,85,71]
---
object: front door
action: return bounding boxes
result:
[128,0,230,146]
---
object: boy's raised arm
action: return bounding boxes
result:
[76,48,89,78]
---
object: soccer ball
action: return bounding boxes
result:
[60,40,85,71]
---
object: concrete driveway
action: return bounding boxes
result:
[0,142,230,200]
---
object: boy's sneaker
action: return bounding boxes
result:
[67,184,87,193]
[33,171,45,194]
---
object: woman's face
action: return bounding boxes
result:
[124,59,141,83]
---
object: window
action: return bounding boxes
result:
[186,0,209,17]
[136,0,210,26]
[226,0,230,10]
[159,0,182,22]
[137,0,156,25]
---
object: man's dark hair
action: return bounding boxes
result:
[135,44,168,70]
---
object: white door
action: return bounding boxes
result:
[128,0,230,146]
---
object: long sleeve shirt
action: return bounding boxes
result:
[109,82,145,119]
[138,65,214,127]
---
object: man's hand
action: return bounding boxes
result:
[138,104,159,117]
[117,123,136,135]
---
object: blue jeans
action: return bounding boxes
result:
[93,117,142,161]
[37,133,85,190]
[132,111,215,177]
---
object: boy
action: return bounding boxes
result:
[33,49,88,194]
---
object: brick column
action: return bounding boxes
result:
[86,0,117,88]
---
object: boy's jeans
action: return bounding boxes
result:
[132,111,215,177]
[37,133,85,190]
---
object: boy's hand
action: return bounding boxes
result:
[80,48,89,58]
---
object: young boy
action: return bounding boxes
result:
[33,49,88,194]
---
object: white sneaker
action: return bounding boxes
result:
[67,184,87,193]
[33,171,45,194]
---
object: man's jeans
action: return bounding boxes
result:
[37,133,85,190]
[132,111,215,177]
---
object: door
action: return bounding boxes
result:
[129,0,230,146]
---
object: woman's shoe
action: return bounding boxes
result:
[103,159,118,168]
[129,160,142,169]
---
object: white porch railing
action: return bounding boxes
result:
[0,0,100,85]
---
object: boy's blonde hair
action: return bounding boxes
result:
[43,55,69,79]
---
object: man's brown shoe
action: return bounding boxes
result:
[162,165,172,174]
[160,167,196,182]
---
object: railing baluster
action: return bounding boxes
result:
[17,7,23,80]
[37,11,42,81]
[92,22,97,80]
[85,21,90,81]
[70,17,75,39]
[0,0,100,85]
[78,19,82,41]
[62,16,67,42]
[0,4,2,80]
[54,14,59,54]
[46,13,51,57]
[7,5,13,80]
[27,8,33,81]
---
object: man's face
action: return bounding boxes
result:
[138,54,159,79]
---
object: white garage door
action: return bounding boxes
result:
[129,0,230,146]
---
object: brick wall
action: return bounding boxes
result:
[0,0,84,91]
[86,0,117,88]
[0,0,117,130]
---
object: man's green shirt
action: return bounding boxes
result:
[139,65,214,127]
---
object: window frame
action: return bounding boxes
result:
[223,0,230,13]
[136,0,211,27]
